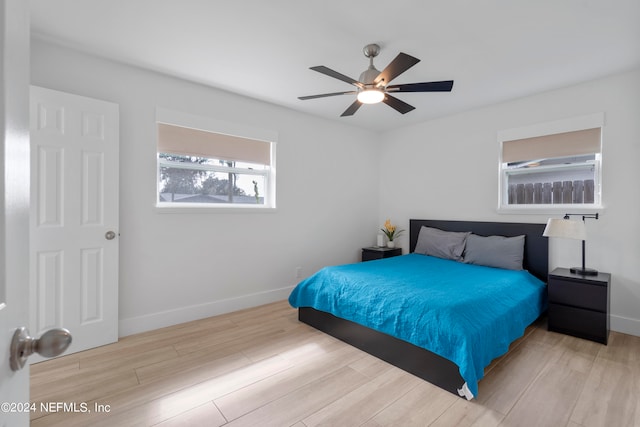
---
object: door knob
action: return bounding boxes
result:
[9,327,72,371]
[105,231,116,240]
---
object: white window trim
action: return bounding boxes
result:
[497,112,605,214]
[155,108,277,212]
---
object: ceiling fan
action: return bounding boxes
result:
[298,43,454,117]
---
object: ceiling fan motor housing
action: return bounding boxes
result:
[359,67,381,86]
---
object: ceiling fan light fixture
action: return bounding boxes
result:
[357,88,385,104]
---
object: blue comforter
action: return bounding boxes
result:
[288,253,546,398]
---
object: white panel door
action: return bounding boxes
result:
[0,0,30,423]
[29,86,119,358]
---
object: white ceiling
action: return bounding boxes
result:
[30,0,640,132]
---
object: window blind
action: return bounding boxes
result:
[502,127,601,163]
[157,122,271,166]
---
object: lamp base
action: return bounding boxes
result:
[570,267,598,276]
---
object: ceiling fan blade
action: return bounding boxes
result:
[374,53,420,86]
[310,66,364,88]
[298,91,357,100]
[340,100,363,117]
[383,94,415,114]
[387,80,454,93]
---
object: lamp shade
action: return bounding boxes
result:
[543,218,587,240]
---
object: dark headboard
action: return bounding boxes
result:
[409,219,548,283]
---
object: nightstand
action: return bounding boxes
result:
[361,246,402,262]
[547,267,610,344]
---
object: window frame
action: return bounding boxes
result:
[155,108,277,212]
[497,113,604,214]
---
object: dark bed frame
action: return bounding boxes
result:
[298,219,548,397]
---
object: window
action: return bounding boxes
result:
[156,109,276,209]
[498,113,603,211]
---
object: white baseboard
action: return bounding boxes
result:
[610,313,640,337]
[118,285,295,337]
[119,289,640,339]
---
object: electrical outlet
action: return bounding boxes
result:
[295,267,302,279]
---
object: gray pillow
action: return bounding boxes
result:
[463,234,525,270]
[414,226,470,261]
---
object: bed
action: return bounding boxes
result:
[288,219,548,399]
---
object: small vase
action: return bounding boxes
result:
[387,240,395,248]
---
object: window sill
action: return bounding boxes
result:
[497,204,604,215]
[155,203,277,214]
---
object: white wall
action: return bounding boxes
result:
[31,39,381,336]
[379,68,640,336]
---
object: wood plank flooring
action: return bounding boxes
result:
[30,301,640,426]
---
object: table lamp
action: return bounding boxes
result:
[543,213,599,276]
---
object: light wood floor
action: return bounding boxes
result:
[30,301,640,427]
